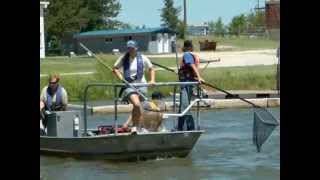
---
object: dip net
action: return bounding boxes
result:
[253,107,279,152]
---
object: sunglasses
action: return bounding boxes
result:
[49,81,58,85]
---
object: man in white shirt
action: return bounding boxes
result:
[113,40,155,134]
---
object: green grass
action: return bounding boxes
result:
[178,35,279,51]
[41,64,277,102]
[201,65,277,90]
[41,55,178,74]
[41,36,278,74]
[40,57,98,74]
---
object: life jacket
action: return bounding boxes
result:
[178,52,200,81]
[46,85,63,111]
[122,52,144,82]
[143,100,166,112]
[191,52,200,68]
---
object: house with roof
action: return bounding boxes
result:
[187,24,209,36]
[67,27,176,55]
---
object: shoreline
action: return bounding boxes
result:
[68,97,280,115]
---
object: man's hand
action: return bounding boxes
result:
[113,67,124,82]
[122,122,129,129]
[197,77,205,84]
[148,80,156,86]
[40,101,45,111]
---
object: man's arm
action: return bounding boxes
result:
[112,67,124,81]
[190,64,204,83]
[144,55,155,84]
[123,114,132,129]
[40,101,45,111]
[40,87,47,111]
[113,56,124,81]
[148,67,155,84]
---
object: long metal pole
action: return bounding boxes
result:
[173,85,177,127]
[83,85,89,136]
[197,85,200,130]
[114,86,118,135]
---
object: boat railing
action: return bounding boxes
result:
[83,81,202,136]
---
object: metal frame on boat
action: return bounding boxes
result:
[40,82,205,160]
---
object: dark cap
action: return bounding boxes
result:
[183,40,193,48]
[151,91,163,99]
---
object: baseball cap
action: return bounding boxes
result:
[127,40,138,49]
[183,40,193,48]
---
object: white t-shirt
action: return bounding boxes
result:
[114,53,153,83]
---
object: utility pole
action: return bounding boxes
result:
[184,0,187,26]
[183,0,187,40]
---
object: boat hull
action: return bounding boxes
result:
[40,131,204,161]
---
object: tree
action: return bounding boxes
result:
[81,0,121,31]
[160,0,181,32]
[246,11,265,34]
[208,17,226,37]
[228,14,246,36]
[176,20,186,39]
[118,23,134,30]
[214,17,226,37]
[208,21,216,35]
[45,0,121,53]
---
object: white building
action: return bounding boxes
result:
[72,27,176,54]
[187,24,209,36]
[40,2,49,59]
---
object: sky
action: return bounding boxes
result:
[117,0,263,27]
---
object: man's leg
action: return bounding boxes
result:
[128,94,142,129]
[185,85,195,130]
[122,114,132,129]
[177,86,190,130]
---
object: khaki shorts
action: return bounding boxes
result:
[121,87,147,102]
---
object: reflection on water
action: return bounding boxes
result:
[41,107,280,180]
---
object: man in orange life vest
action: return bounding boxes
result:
[177,40,204,131]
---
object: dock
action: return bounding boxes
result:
[68,90,280,115]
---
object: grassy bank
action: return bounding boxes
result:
[178,35,279,51]
[41,64,277,102]
[41,55,178,74]
[41,36,279,74]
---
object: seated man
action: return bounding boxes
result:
[122,91,167,132]
[40,74,68,133]
[40,74,68,112]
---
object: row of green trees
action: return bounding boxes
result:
[160,0,266,38]
[208,11,265,37]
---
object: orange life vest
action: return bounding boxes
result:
[178,52,200,81]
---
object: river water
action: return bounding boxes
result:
[40,107,280,180]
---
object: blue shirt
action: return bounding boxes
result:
[182,52,195,65]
